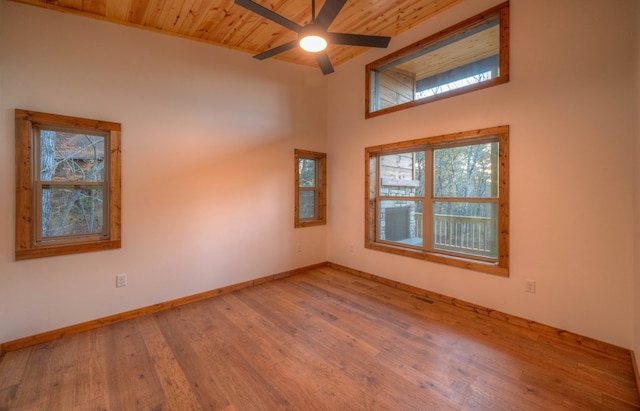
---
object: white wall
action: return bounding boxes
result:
[327,0,637,348]
[0,1,328,344]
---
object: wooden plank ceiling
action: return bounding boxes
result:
[12,0,464,69]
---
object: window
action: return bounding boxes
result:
[366,2,509,118]
[15,109,121,260]
[365,126,509,276]
[295,149,326,227]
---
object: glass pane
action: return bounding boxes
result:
[379,151,425,197]
[42,187,104,238]
[433,202,497,258]
[299,191,316,219]
[378,200,423,246]
[39,130,106,182]
[433,142,498,198]
[299,158,316,188]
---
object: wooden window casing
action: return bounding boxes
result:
[295,149,326,228]
[365,126,509,276]
[15,109,121,260]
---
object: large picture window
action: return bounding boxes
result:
[15,109,121,260]
[365,126,509,275]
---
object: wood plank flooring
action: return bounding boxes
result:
[1,266,639,410]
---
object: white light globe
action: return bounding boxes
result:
[299,35,327,52]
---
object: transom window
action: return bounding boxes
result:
[15,109,121,260]
[295,149,326,227]
[365,126,509,276]
[366,2,509,118]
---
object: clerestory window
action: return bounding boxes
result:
[365,126,509,276]
[366,2,509,118]
[15,109,121,260]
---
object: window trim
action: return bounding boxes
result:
[15,109,121,260]
[365,126,509,276]
[294,149,327,228]
[365,1,510,119]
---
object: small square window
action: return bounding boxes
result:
[15,109,121,260]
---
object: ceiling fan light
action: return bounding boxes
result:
[299,35,327,52]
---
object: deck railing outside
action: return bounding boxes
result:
[415,213,494,257]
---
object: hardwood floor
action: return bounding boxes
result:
[1,266,639,410]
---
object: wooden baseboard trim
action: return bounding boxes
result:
[2,260,635,371]
[0,262,328,354]
[632,350,640,400]
[326,262,634,362]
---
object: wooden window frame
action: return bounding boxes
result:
[295,149,327,228]
[365,126,509,276]
[15,109,121,260]
[365,1,509,118]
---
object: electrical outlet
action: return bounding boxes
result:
[296,244,302,253]
[116,273,127,288]
[349,244,354,253]
[525,280,536,293]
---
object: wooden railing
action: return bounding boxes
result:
[415,213,494,256]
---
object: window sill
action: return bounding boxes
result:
[295,220,326,228]
[15,240,121,261]
[365,241,508,277]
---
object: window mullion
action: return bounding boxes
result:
[433,197,498,203]
[424,148,433,252]
[40,181,104,187]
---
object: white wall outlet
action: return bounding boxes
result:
[525,280,536,293]
[349,244,354,253]
[116,273,127,288]
[296,244,302,253]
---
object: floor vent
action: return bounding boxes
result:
[411,295,435,304]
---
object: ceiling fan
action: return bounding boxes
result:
[234,0,391,75]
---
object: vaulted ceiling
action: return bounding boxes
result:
[12,0,464,70]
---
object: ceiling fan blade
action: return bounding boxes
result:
[316,53,334,75]
[235,0,303,33]
[253,40,299,60]
[327,32,391,48]
[315,0,348,28]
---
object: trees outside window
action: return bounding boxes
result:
[365,126,509,276]
[295,149,326,227]
[15,109,121,260]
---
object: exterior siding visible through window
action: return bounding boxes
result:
[365,126,509,276]
[15,109,121,260]
[295,149,326,227]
